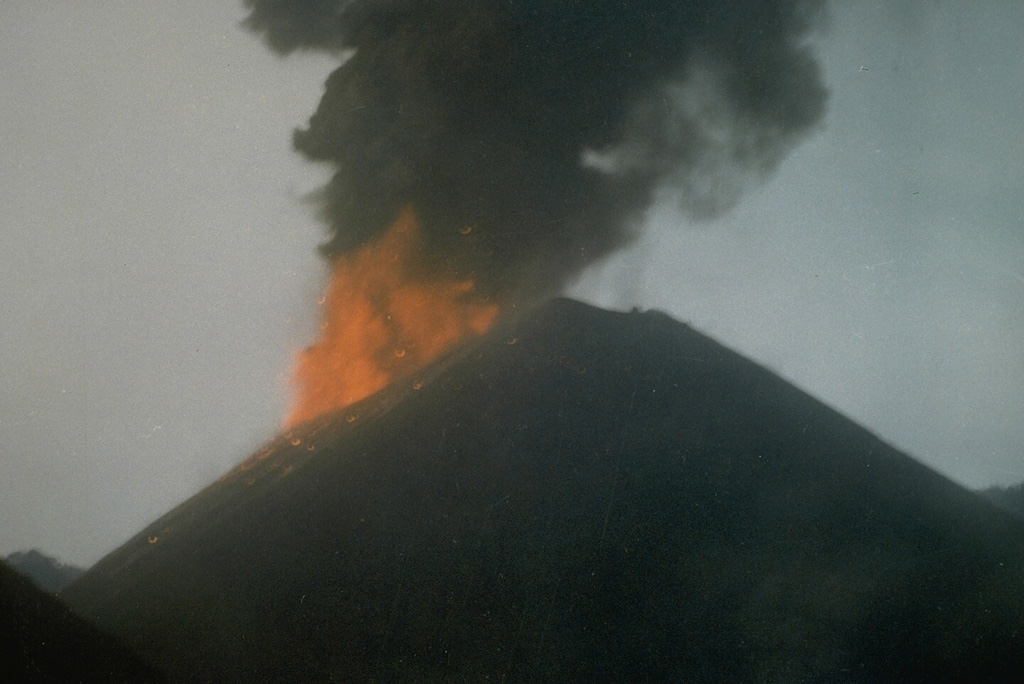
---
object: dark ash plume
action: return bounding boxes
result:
[244,0,828,300]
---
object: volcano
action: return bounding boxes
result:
[63,299,1024,683]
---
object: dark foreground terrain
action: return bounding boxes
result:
[64,299,1024,683]
[1,559,163,683]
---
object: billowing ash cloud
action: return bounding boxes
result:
[244,0,827,300]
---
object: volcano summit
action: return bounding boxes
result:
[64,299,1024,683]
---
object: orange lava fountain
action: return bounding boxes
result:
[285,208,500,427]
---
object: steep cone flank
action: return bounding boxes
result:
[65,299,1024,683]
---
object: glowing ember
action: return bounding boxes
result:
[285,208,499,427]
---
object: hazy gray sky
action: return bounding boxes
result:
[2,1,1022,567]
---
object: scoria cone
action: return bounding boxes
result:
[64,299,1024,683]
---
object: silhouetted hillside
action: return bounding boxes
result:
[5,549,84,593]
[982,482,1024,520]
[0,559,164,683]
[65,299,1024,683]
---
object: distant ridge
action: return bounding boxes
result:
[0,559,164,683]
[65,298,1024,683]
[5,549,84,593]
[982,482,1024,520]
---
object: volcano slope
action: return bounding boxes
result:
[64,298,1024,683]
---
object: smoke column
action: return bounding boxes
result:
[244,0,827,302]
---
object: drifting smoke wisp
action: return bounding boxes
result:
[244,0,827,301]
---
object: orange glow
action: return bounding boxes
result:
[285,208,499,427]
